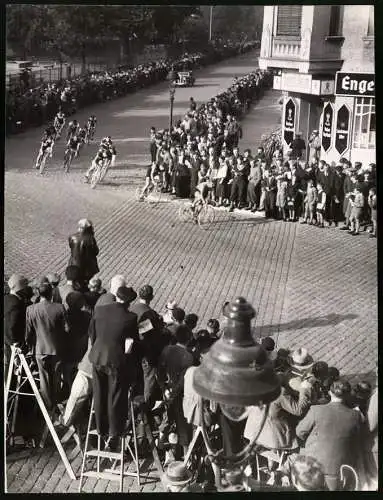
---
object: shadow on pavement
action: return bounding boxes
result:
[254,313,359,337]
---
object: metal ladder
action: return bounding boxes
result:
[79,395,141,492]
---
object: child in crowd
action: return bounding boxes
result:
[348,185,365,236]
[302,179,317,225]
[368,187,377,238]
[276,176,288,221]
[316,182,326,228]
[308,361,330,405]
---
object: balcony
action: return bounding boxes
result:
[272,37,301,59]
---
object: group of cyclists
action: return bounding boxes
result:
[34,111,116,185]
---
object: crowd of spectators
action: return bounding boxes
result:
[6,41,256,136]
[147,76,376,237]
[4,217,378,491]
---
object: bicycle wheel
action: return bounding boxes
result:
[198,204,215,230]
[39,153,48,175]
[148,184,162,204]
[90,168,102,189]
[178,203,192,223]
[99,165,109,182]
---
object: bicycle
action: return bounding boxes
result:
[178,199,215,230]
[54,122,65,139]
[35,148,51,175]
[63,148,76,173]
[90,159,110,189]
[135,178,163,205]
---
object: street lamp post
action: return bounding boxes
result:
[169,83,175,130]
[209,6,213,42]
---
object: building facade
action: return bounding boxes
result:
[259,5,375,165]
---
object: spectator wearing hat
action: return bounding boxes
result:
[130,285,166,404]
[89,286,139,442]
[296,380,363,490]
[25,283,69,410]
[95,274,126,308]
[261,336,277,363]
[163,304,186,344]
[289,455,327,491]
[244,373,312,452]
[4,273,29,377]
[58,265,82,309]
[68,219,99,284]
[162,460,201,492]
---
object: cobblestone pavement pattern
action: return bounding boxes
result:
[5,51,377,493]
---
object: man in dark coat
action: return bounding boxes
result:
[95,274,126,308]
[318,163,334,224]
[4,274,29,378]
[25,283,68,410]
[290,133,306,160]
[68,219,99,284]
[296,380,363,490]
[130,285,166,405]
[89,286,139,441]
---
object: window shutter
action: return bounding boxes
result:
[276,6,302,37]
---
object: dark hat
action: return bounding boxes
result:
[116,286,137,303]
[261,336,276,352]
[163,461,192,486]
[172,307,185,323]
[38,283,52,298]
[184,313,198,329]
[139,284,154,300]
[65,265,81,281]
[207,318,220,333]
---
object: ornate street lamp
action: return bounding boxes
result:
[168,68,177,130]
[193,297,281,491]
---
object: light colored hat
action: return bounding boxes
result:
[163,461,192,486]
[166,301,178,311]
[78,218,92,229]
[8,274,29,293]
[289,348,314,370]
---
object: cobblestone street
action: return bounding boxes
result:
[4,51,377,493]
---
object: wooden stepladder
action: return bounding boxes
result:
[5,345,76,480]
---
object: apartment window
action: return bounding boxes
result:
[367,6,374,36]
[329,6,341,36]
[276,6,302,37]
[352,98,375,149]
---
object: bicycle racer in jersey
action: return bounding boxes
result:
[67,134,81,159]
[54,110,66,136]
[66,119,79,141]
[84,149,104,183]
[35,135,54,169]
[76,126,87,156]
[139,161,160,201]
[86,115,97,141]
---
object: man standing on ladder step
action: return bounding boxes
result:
[88,286,140,450]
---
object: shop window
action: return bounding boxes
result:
[276,6,302,37]
[352,97,375,149]
[328,6,341,36]
[367,6,374,36]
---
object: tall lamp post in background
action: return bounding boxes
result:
[168,68,177,130]
[209,6,213,42]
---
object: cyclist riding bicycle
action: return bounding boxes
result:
[43,125,57,141]
[66,119,79,141]
[65,134,81,164]
[190,165,211,222]
[100,136,117,166]
[84,149,104,183]
[54,110,66,136]
[76,126,87,155]
[139,161,161,201]
[35,135,54,169]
